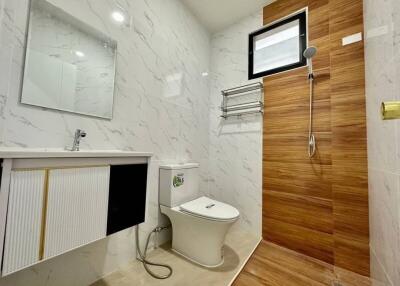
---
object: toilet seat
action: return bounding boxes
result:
[179,196,239,222]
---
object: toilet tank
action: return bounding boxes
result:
[159,163,199,207]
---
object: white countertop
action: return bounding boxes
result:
[0,148,153,159]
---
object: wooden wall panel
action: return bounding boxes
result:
[329,0,369,275]
[262,0,369,276]
[263,218,334,263]
[263,0,334,265]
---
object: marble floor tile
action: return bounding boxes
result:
[91,228,261,286]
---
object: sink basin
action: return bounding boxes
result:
[0,148,153,159]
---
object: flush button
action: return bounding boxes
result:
[173,174,184,187]
[205,203,215,209]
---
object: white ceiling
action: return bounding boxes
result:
[180,0,275,33]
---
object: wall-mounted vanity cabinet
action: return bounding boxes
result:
[0,149,152,276]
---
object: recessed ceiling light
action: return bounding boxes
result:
[75,50,85,57]
[202,72,209,77]
[111,11,125,23]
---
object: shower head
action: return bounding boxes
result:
[303,46,317,59]
[304,46,317,78]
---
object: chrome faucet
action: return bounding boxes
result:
[71,129,87,151]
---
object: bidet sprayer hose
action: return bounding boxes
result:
[135,225,173,279]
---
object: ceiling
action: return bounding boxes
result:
[180,0,275,33]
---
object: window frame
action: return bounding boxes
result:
[248,11,308,79]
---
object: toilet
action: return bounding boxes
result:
[159,163,239,268]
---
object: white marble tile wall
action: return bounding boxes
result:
[208,12,263,237]
[364,0,400,285]
[0,0,210,285]
[0,0,9,146]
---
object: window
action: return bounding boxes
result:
[248,11,307,79]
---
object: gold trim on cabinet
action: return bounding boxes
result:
[11,165,110,261]
[381,101,400,120]
[39,169,49,261]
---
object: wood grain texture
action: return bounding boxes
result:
[233,241,371,286]
[264,191,333,234]
[263,218,334,263]
[263,0,334,266]
[329,0,369,275]
[262,0,369,276]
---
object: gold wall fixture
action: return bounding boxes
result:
[381,101,400,120]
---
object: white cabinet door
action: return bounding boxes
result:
[2,170,46,276]
[44,166,110,259]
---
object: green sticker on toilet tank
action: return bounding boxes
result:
[173,174,184,187]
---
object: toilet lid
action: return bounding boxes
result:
[179,196,239,221]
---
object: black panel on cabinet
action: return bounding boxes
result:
[107,164,148,236]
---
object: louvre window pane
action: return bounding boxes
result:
[249,11,307,79]
[253,20,300,74]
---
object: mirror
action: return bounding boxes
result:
[21,0,117,119]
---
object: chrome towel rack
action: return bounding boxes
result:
[221,82,264,119]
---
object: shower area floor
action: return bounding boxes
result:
[233,241,375,286]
